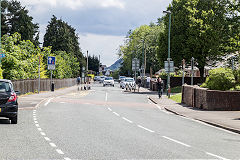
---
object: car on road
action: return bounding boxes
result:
[120,77,135,89]
[0,79,19,124]
[103,77,114,87]
[94,76,100,81]
[99,76,106,83]
[118,76,126,83]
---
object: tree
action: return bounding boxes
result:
[157,0,239,79]
[87,55,100,73]
[43,15,84,75]
[1,0,39,45]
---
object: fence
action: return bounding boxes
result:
[182,85,240,110]
[12,78,76,95]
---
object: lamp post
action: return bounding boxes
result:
[163,10,171,97]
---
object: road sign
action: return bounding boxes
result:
[164,61,174,72]
[48,65,55,70]
[132,58,140,71]
[0,54,5,58]
[48,56,56,65]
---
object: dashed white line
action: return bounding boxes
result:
[34,121,38,124]
[49,142,57,147]
[113,112,120,117]
[44,137,51,141]
[162,136,191,147]
[56,149,64,155]
[105,92,108,102]
[44,98,54,106]
[107,107,112,111]
[37,128,42,131]
[33,118,37,121]
[122,117,133,123]
[60,102,66,104]
[64,157,71,160]
[40,132,46,136]
[137,125,155,133]
[35,124,40,127]
[205,152,229,160]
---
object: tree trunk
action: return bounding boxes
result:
[199,67,205,83]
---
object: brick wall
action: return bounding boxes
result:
[12,78,76,95]
[182,85,240,111]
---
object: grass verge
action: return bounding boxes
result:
[170,86,182,93]
[170,93,182,103]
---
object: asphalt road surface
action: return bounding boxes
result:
[0,82,240,159]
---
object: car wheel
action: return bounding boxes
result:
[11,115,18,124]
[103,84,105,87]
[113,85,114,87]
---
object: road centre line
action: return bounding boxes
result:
[113,112,120,117]
[35,124,40,127]
[34,121,38,124]
[40,132,46,136]
[162,136,191,147]
[107,107,112,111]
[49,142,57,147]
[122,117,133,123]
[64,157,71,160]
[44,98,54,106]
[137,125,155,133]
[37,128,42,131]
[105,92,108,102]
[44,137,51,141]
[205,152,229,160]
[56,149,64,155]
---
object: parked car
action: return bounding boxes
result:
[0,79,19,124]
[120,77,135,89]
[94,76,100,81]
[103,77,114,87]
[118,76,126,83]
[99,76,106,83]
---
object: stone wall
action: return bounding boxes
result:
[12,78,75,95]
[182,85,240,110]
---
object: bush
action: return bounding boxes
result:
[201,68,235,91]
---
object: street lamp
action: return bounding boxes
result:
[163,10,171,97]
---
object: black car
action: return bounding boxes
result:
[0,79,19,124]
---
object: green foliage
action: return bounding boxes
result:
[1,0,39,45]
[112,70,120,79]
[170,93,182,103]
[201,68,235,91]
[87,55,100,73]
[171,86,182,93]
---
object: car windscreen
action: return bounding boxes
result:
[105,77,113,80]
[0,82,12,92]
[125,78,134,82]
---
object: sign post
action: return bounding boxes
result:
[132,58,140,83]
[48,56,56,91]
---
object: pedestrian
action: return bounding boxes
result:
[77,76,81,91]
[156,77,163,98]
[137,77,141,92]
[146,76,151,88]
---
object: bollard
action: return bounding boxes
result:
[51,82,54,92]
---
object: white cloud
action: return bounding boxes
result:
[101,0,125,9]
[79,33,125,66]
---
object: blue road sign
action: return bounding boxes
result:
[48,56,56,65]
[0,54,6,58]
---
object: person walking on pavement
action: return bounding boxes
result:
[156,77,163,98]
[137,77,141,92]
[77,76,81,91]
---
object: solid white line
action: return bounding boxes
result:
[137,125,155,133]
[113,112,120,116]
[37,128,42,131]
[205,152,229,160]
[49,142,57,147]
[162,136,191,147]
[40,132,46,136]
[56,149,64,155]
[44,137,51,141]
[44,98,54,106]
[107,107,112,111]
[122,117,133,123]
[35,124,40,127]
[64,158,71,160]
[105,92,108,102]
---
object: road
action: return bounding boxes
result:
[0,82,240,159]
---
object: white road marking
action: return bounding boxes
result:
[137,125,155,133]
[205,152,229,160]
[34,121,38,124]
[30,102,39,104]
[35,124,40,127]
[113,112,120,116]
[40,132,46,136]
[33,118,37,121]
[56,149,64,155]
[122,117,133,123]
[60,102,66,104]
[105,92,108,102]
[44,137,51,141]
[83,103,91,105]
[44,98,54,106]
[37,128,42,131]
[64,158,71,160]
[49,143,57,147]
[33,110,36,112]
[107,107,112,111]
[162,136,191,147]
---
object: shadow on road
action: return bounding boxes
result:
[0,118,11,124]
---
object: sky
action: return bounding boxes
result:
[20,0,172,66]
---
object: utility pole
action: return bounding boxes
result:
[99,55,100,75]
[142,40,144,86]
[38,55,40,93]
[182,59,185,85]
[191,57,194,85]
[86,50,88,84]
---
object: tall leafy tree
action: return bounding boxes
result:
[88,55,100,73]
[43,15,84,75]
[1,0,39,46]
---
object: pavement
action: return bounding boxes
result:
[139,87,240,134]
